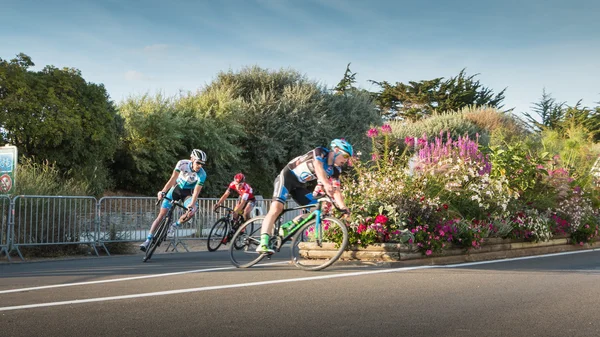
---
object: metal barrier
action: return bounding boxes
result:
[11,195,98,260]
[0,196,11,261]
[0,194,306,261]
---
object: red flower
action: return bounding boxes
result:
[442,204,448,210]
[374,215,388,224]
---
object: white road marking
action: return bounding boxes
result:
[0,265,435,312]
[0,262,288,294]
[441,248,600,268]
[1,248,598,312]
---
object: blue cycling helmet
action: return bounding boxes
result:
[330,139,353,156]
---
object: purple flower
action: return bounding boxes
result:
[381,124,392,134]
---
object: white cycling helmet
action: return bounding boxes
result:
[190,149,207,164]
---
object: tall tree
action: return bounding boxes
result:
[370,69,505,121]
[333,63,358,95]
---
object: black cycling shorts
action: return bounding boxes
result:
[272,166,316,206]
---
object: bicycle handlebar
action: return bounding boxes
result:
[213,205,234,213]
[155,194,187,209]
[313,192,348,214]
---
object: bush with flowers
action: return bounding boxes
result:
[341,118,600,257]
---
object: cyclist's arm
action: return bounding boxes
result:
[160,170,179,194]
[189,184,203,210]
[314,161,333,194]
[234,194,249,214]
[215,190,231,207]
[332,183,348,212]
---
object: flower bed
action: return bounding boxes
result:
[300,235,597,266]
[336,120,600,259]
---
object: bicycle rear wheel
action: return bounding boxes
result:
[291,216,348,271]
[207,218,229,252]
[143,216,170,262]
[229,216,265,268]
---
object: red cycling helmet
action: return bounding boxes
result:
[234,173,245,183]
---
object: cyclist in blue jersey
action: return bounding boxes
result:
[256,139,353,253]
[140,149,208,252]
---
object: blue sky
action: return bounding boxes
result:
[2,0,599,115]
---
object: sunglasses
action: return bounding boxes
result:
[194,161,204,165]
[340,151,350,159]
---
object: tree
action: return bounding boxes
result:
[0,53,121,194]
[203,66,379,194]
[521,89,565,132]
[333,63,358,95]
[370,69,506,121]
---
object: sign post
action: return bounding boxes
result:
[0,145,17,195]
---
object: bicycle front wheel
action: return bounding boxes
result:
[291,216,348,271]
[207,218,229,252]
[229,216,265,268]
[143,216,169,262]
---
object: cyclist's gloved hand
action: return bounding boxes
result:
[187,205,197,214]
[157,191,166,200]
[212,205,219,212]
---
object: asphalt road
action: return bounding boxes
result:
[1,247,599,337]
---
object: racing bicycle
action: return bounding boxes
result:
[229,193,349,271]
[142,195,188,262]
[207,206,247,252]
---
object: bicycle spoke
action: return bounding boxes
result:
[291,217,348,271]
[229,216,267,267]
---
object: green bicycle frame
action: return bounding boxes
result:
[279,201,325,244]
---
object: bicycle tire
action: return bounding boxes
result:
[232,218,251,250]
[291,216,348,271]
[207,218,229,252]
[229,216,266,268]
[143,216,169,262]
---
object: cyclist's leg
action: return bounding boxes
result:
[289,186,317,222]
[141,187,174,251]
[232,198,245,221]
[243,199,256,221]
[257,172,289,253]
[180,194,198,223]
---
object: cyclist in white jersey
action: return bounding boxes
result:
[256,139,353,253]
[140,149,207,251]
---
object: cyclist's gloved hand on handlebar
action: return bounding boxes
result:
[157,191,166,200]
[212,204,219,212]
[187,205,197,214]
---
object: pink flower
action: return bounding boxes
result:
[381,124,392,134]
[367,128,379,138]
[375,214,388,224]
[425,250,432,256]
[371,153,379,161]
[404,136,415,148]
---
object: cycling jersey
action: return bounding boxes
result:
[273,147,341,205]
[175,159,207,189]
[227,181,256,201]
[287,147,341,183]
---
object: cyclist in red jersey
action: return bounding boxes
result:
[213,173,256,223]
